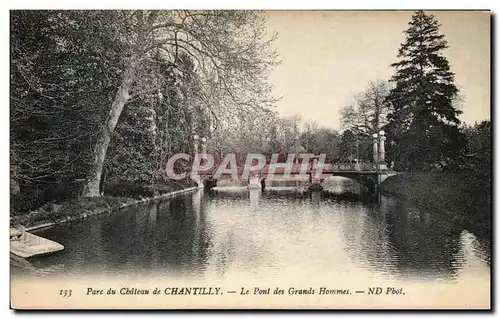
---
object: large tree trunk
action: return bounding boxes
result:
[81,65,135,197]
[82,11,152,197]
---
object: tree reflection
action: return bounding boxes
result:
[380,196,465,280]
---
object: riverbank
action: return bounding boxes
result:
[380,172,491,239]
[10,181,199,233]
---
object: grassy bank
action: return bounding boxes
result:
[10,180,198,230]
[380,172,491,238]
[10,196,137,229]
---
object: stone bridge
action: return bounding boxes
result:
[191,129,396,193]
[197,162,397,193]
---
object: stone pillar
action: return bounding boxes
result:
[201,137,207,155]
[379,136,386,164]
[311,158,318,183]
[312,157,318,170]
[193,135,199,157]
[355,140,361,171]
[373,138,378,165]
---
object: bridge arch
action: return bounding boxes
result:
[321,175,378,193]
[319,172,398,193]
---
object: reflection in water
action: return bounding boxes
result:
[382,196,466,280]
[249,189,261,206]
[11,180,490,287]
[311,190,321,204]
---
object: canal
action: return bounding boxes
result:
[11,178,490,293]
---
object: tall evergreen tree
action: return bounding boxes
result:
[385,11,465,169]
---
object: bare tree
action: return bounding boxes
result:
[340,79,391,136]
[82,10,279,196]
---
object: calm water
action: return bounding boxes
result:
[11,178,491,284]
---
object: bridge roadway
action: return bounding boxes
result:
[196,162,397,193]
[197,163,394,181]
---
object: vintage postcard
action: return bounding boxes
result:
[10,9,491,310]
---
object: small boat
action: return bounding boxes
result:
[10,230,64,258]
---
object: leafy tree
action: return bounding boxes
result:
[385,11,465,169]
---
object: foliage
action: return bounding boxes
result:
[338,130,358,162]
[462,120,491,168]
[300,122,341,162]
[11,10,280,211]
[460,121,491,216]
[11,11,127,210]
[11,11,122,185]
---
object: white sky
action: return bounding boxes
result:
[266,11,491,130]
